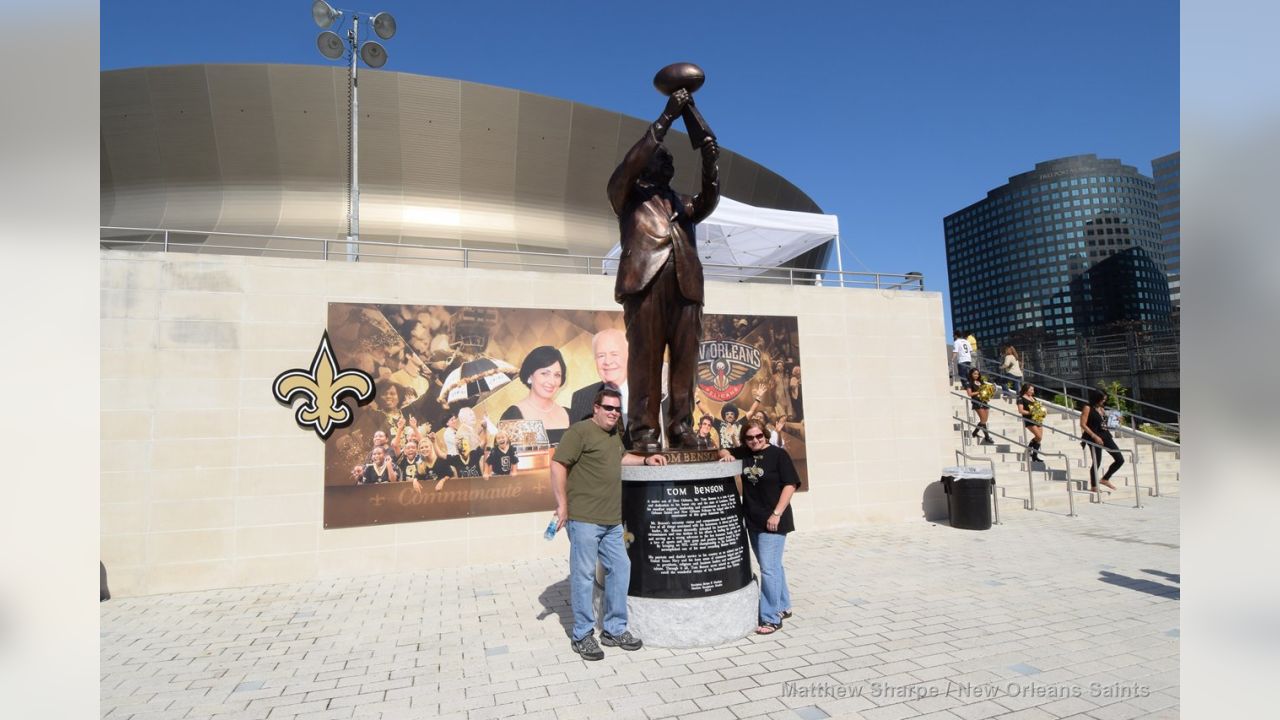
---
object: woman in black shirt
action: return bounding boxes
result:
[454,443,484,479]
[1016,384,1044,463]
[1080,389,1123,492]
[963,367,994,445]
[724,420,801,635]
[360,445,398,485]
[484,431,519,477]
[402,436,457,493]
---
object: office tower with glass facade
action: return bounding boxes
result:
[1151,151,1180,319]
[944,154,1172,348]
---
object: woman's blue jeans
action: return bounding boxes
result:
[566,520,630,641]
[748,529,791,624]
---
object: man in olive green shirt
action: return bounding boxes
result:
[551,386,665,660]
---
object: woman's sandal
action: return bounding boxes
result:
[756,621,782,635]
[780,610,793,620]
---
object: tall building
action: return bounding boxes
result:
[944,154,1172,348]
[1151,151,1180,319]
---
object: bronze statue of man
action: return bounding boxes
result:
[607,88,720,454]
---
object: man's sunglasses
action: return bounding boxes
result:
[597,404,622,413]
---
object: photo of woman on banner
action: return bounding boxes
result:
[360,445,398,485]
[402,422,459,492]
[484,431,519,477]
[436,407,487,481]
[415,437,458,493]
[396,438,427,486]
[372,379,409,433]
[500,345,571,444]
[370,430,391,460]
[390,415,433,459]
[455,440,484,479]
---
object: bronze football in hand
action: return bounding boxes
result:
[653,62,705,96]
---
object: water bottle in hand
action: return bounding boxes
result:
[543,515,559,541]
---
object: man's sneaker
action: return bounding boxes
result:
[571,633,604,661]
[600,629,643,651]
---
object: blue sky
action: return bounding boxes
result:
[101,0,1179,328]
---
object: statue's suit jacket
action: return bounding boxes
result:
[607,124,719,304]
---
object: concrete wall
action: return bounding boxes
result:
[101,250,953,597]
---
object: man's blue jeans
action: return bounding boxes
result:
[566,520,630,641]
[748,529,791,625]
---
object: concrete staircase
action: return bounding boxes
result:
[949,388,1180,515]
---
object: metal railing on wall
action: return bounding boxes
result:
[1005,332,1181,378]
[100,226,926,292]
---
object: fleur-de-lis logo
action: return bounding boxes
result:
[272,332,375,440]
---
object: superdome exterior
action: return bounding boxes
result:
[101,64,828,268]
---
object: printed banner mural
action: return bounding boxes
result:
[323,303,806,528]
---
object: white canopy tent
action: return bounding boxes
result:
[602,196,839,279]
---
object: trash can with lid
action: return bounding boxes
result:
[940,466,995,530]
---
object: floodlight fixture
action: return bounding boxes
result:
[312,0,341,29]
[371,12,397,40]
[360,41,387,68]
[317,31,344,59]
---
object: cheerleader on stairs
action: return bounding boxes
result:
[1016,384,1044,463]
[963,367,994,445]
[1080,389,1123,493]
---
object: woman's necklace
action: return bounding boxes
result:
[524,398,562,422]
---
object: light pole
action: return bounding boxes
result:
[312,1,397,262]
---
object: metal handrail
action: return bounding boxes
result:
[954,415,1077,515]
[967,379,1177,468]
[1032,394,1181,451]
[974,350,1180,423]
[951,390,1148,507]
[100,226,926,291]
[969,363,1181,440]
[977,361,1179,430]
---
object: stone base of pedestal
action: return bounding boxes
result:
[594,579,759,648]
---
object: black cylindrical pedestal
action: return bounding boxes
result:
[617,460,757,647]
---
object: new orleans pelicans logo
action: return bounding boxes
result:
[696,340,762,402]
[272,332,375,440]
